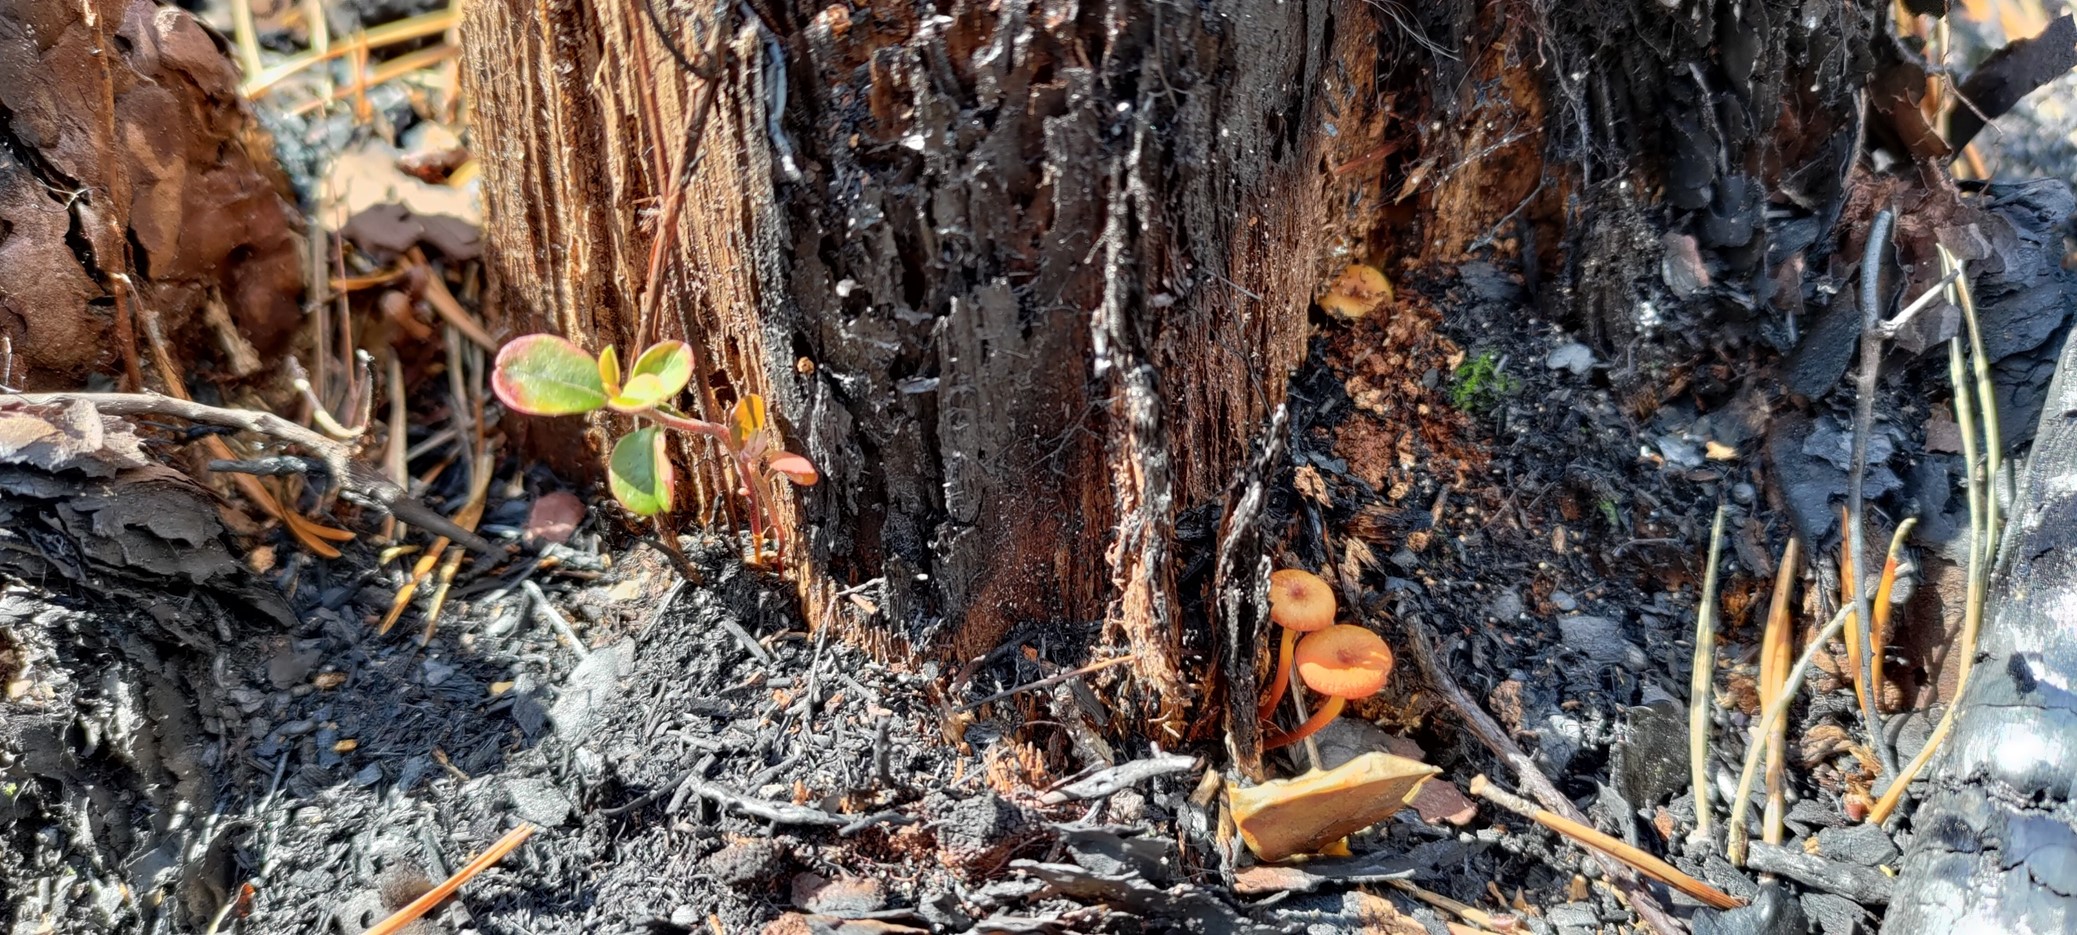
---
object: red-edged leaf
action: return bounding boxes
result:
[608,427,673,516]
[493,335,606,415]
[765,451,819,486]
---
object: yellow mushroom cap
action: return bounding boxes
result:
[1268,569,1336,632]
[1294,625,1393,698]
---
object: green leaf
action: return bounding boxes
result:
[493,335,606,415]
[608,341,694,412]
[609,427,673,516]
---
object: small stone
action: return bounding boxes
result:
[507,776,574,827]
[1549,590,1578,612]
[1486,589,1525,621]
[351,763,383,786]
[1732,482,1756,504]
[1558,615,1638,664]
[711,837,786,887]
[1546,342,1595,375]
[792,872,887,915]
[420,660,455,686]
[1816,823,1899,866]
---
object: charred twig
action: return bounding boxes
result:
[1688,504,1728,842]
[208,456,328,479]
[1404,616,1685,935]
[1848,208,1899,777]
[1743,842,1893,904]
[955,654,1138,713]
[1040,753,1197,804]
[521,580,590,658]
[1471,775,1743,910]
[5,391,499,554]
[675,778,845,826]
[839,811,916,836]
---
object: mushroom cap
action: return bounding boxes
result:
[1268,569,1336,632]
[1294,625,1393,698]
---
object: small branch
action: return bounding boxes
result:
[1471,775,1743,910]
[1039,753,1197,804]
[3,391,499,554]
[521,580,590,658]
[956,654,1137,713]
[1848,209,1899,777]
[675,777,845,826]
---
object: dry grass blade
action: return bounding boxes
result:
[361,823,537,935]
[1869,518,1917,708]
[242,6,459,97]
[1727,602,1855,864]
[1761,536,1800,846]
[1688,504,1727,840]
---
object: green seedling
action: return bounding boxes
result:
[491,335,818,557]
[1448,351,1518,412]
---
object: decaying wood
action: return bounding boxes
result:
[1883,325,2077,933]
[0,0,304,390]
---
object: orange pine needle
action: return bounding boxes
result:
[361,823,537,935]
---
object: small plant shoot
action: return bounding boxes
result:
[492,335,818,561]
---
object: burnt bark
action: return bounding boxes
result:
[1882,327,2077,933]
[461,0,1398,733]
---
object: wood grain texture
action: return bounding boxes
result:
[461,0,1400,727]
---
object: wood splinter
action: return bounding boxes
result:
[1468,774,1744,911]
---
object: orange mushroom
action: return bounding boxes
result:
[1258,569,1337,721]
[1264,625,1393,750]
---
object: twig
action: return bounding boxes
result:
[521,580,590,658]
[1039,753,1197,804]
[675,778,845,826]
[955,654,1138,713]
[1949,247,2004,550]
[1743,842,1893,904]
[3,392,498,553]
[1688,504,1728,842]
[1384,878,1518,930]
[361,823,537,935]
[1848,208,1899,777]
[1470,775,1743,910]
[1726,603,1856,865]
[1404,617,1685,935]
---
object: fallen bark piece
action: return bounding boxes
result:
[1743,842,1893,905]
[1225,752,1437,862]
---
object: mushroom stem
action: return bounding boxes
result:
[1264,696,1344,750]
[1258,628,1298,721]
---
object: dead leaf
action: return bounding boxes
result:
[524,491,586,546]
[1225,752,1439,861]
